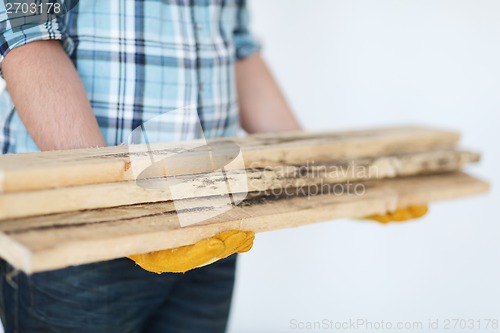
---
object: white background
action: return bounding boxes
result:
[1,1,499,332]
[227,1,500,333]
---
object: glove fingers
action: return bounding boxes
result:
[197,231,255,265]
[408,205,428,218]
[392,209,413,221]
[217,232,248,258]
[214,230,256,258]
[213,230,242,242]
[235,232,255,253]
[364,205,429,223]
[129,229,256,274]
[129,238,225,274]
[365,213,391,223]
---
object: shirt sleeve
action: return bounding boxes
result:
[233,0,261,61]
[0,6,74,78]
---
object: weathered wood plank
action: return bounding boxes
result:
[0,126,460,193]
[0,172,489,273]
[0,149,479,220]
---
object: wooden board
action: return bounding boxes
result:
[0,172,489,274]
[0,126,460,193]
[0,149,479,220]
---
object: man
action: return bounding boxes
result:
[0,1,300,332]
[0,1,426,332]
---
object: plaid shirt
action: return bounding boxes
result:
[0,0,259,153]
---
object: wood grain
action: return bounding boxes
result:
[0,172,489,274]
[0,126,460,193]
[0,149,479,220]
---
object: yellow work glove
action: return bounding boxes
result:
[363,205,429,223]
[129,206,426,274]
[129,230,255,274]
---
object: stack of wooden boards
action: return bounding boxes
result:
[0,126,489,273]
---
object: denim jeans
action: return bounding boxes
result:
[0,255,237,333]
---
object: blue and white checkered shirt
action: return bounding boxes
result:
[0,0,259,153]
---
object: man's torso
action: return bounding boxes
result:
[0,0,255,153]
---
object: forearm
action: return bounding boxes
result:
[2,40,105,151]
[236,53,301,133]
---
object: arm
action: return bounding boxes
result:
[236,53,301,133]
[236,53,428,225]
[2,40,105,151]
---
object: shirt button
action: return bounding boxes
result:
[195,23,203,30]
[199,83,204,91]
